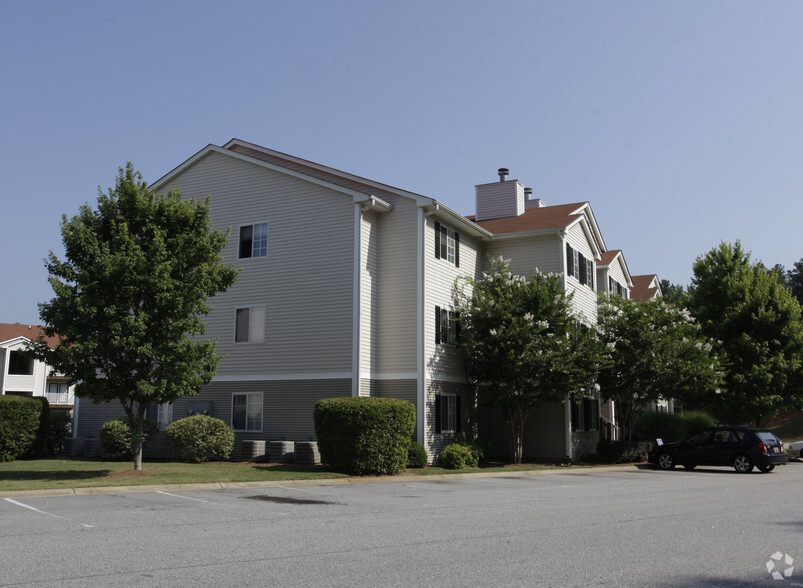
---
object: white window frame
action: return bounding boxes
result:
[46,382,70,404]
[238,222,269,259]
[232,392,263,432]
[234,306,266,343]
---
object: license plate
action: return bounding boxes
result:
[773,447,781,453]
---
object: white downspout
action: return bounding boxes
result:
[560,229,573,460]
[352,202,362,397]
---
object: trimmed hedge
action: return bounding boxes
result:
[166,415,234,463]
[314,397,416,475]
[634,410,715,444]
[0,395,42,462]
[408,442,428,468]
[100,417,159,460]
[596,440,652,463]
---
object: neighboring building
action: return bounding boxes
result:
[0,323,74,410]
[72,140,658,461]
[630,274,663,301]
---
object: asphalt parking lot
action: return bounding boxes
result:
[2,462,802,587]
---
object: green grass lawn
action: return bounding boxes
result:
[0,458,349,492]
[0,458,590,493]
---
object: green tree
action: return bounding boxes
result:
[597,296,722,442]
[456,257,606,463]
[658,279,689,307]
[786,259,803,304]
[688,242,803,425]
[30,164,238,470]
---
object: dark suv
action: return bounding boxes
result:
[648,426,787,473]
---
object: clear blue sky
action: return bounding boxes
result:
[3,1,802,325]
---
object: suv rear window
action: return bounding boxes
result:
[756,432,778,444]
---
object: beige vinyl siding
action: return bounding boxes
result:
[564,224,598,325]
[74,399,125,439]
[173,379,349,444]
[605,257,630,298]
[425,217,481,380]
[375,198,419,374]
[359,212,379,386]
[484,233,563,277]
[158,151,355,376]
[475,180,524,221]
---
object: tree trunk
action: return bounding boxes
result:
[506,405,528,464]
[130,403,146,471]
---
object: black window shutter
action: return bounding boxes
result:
[578,255,587,285]
[571,401,579,430]
[566,244,573,277]
[435,394,442,433]
[456,395,462,433]
[239,225,253,259]
[454,232,460,268]
[454,311,461,343]
[434,222,441,259]
[435,306,441,344]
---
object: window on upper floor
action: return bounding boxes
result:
[46,382,70,404]
[565,244,594,289]
[435,392,461,434]
[235,306,266,343]
[7,350,34,375]
[435,306,461,345]
[239,222,269,259]
[434,221,460,267]
[608,277,627,298]
[232,392,263,432]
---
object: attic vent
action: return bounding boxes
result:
[524,187,533,199]
[498,168,509,182]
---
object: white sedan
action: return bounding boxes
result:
[788,440,803,459]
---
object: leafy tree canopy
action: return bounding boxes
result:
[30,164,239,469]
[688,242,803,425]
[597,296,722,442]
[786,259,803,305]
[658,279,689,307]
[456,257,606,463]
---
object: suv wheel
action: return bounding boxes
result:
[657,453,675,470]
[733,454,754,473]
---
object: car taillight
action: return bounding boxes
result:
[758,442,768,455]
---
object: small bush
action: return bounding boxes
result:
[100,417,159,460]
[679,411,714,437]
[440,442,480,469]
[467,439,494,464]
[166,415,234,463]
[634,411,685,443]
[408,442,428,468]
[0,396,42,462]
[314,397,416,475]
[596,440,652,463]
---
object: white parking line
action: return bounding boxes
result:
[3,498,94,528]
[155,491,211,503]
